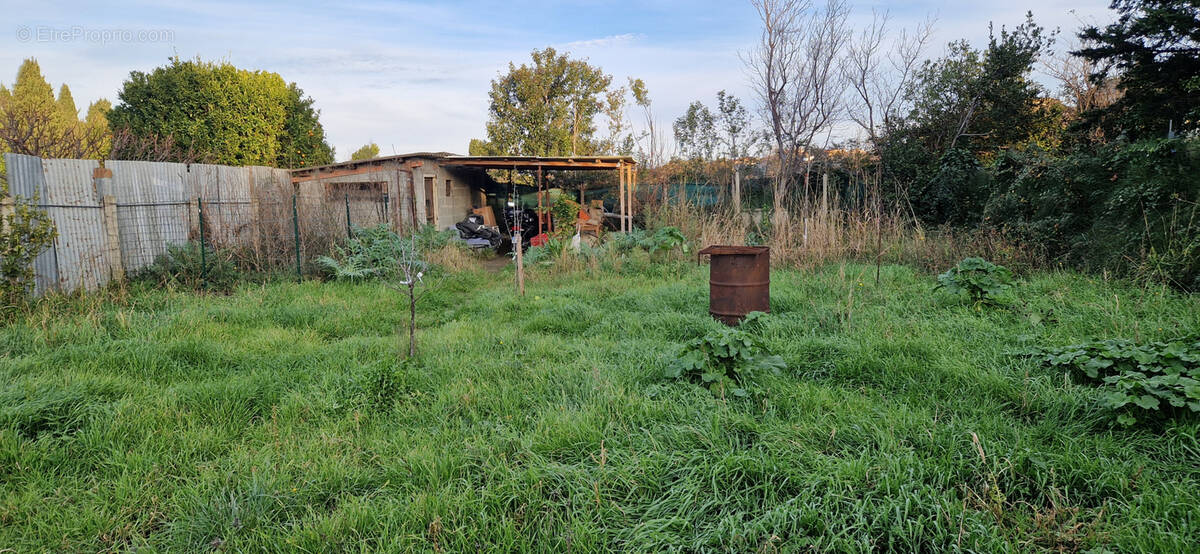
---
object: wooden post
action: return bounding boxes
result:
[821,172,829,219]
[618,162,626,233]
[188,194,200,239]
[100,194,124,282]
[537,165,544,236]
[629,165,636,231]
[94,166,124,282]
[733,166,741,214]
[512,168,524,296]
[248,168,262,267]
[0,197,14,235]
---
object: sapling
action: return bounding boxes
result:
[385,236,430,358]
[316,226,432,358]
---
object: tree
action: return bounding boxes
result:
[1076,0,1200,139]
[350,142,380,161]
[0,59,111,162]
[715,90,756,160]
[746,0,852,216]
[602,84,636,155]
[903,14,1056,157]
[885,14,1058,225]
[673,101,718,161]
[277,83,335,168]
[474,47,614,156]
[629,77,665,167]
[843,11,933,147]
[108,57,334,167]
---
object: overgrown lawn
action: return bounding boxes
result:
[1,263,1197,551]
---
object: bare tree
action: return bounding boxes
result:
[745,0,852,218]
[844,11,933,146]
[841,11,933,283]
[0,105,108,159]
[1041,40,1122,115]
[109,127,208,164]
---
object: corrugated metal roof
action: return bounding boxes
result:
[289,152,458,175]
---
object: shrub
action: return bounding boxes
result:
[609,226,689,258]
[664,312,785,398]
[640,226,689,257]
[316,225,413,280]
[1,186,57,312]
[523,237,566,266]
[136,241,239,293]
[548,195,580,238]
[1020,337,1200,426]
[934,257,1016,308]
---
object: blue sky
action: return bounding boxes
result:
[2,1,1112,160]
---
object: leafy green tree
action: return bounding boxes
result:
[0,58,110,162]
[885,14,1059,224]
[1076,0,1200,140]
[716,90,756,160]
[474,47,614,156]
[673,101,718,161]
[109,57,333,167]
[277,83,334,168]
[350,142,380,161]
[905,14,1056,157]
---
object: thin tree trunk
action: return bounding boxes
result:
[408,284,417,358]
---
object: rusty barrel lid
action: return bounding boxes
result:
[698,245,770,256]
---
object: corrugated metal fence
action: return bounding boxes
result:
[3,154,396,296]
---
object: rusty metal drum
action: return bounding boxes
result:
[698,245,770,325]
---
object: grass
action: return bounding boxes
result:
[1,260,1198,552]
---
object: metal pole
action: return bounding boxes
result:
[345,192,352,238]
[512,167,524,296]
[292,193,302,282]
[198,198,206,286]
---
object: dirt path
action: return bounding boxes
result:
[479,256,511,273]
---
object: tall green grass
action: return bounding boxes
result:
[1,263,1197,551]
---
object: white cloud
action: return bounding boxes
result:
[0,1,1119,162]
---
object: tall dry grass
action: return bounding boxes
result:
[641,197,1046,275]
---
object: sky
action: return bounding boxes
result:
[2,1,1114,160]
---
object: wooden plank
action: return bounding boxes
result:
[100,194,124,282]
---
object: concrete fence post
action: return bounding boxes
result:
[188,195,200,239]
[247,169,262,267]
[93,167,124,282]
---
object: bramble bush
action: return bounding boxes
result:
[137,242,240,293]
[664,311,785,399]
[934,257,1016,308]
[1021,337,1200,426]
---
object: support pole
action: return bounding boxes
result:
[618,162,626,233]
[733,166,741,214]
[513,168,524,296]
[198,197,207,286]
[629,164,636,231]
[92,167,124,283]
[292,193,302,282]
[248,168,262,269]
[537,165,544,236]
